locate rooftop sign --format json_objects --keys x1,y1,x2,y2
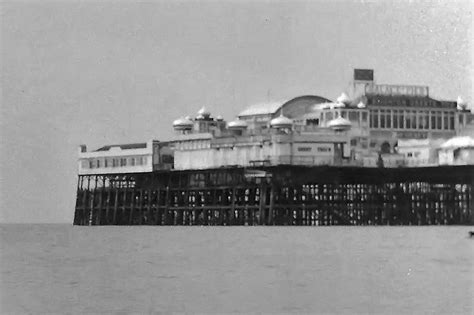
[
  {"x1": 365, "y1": 84, "x2": 429, "y2": 97},
  {"x1": 354, "y1": 69, "x2": 374, "y2": 81},
  {"x1": 244, "y1": 169, "x2": 272, "y2": 178}
]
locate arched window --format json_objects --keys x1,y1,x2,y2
[{"x1": 380, "y1": 142, "x2": 391, "y2": 154}]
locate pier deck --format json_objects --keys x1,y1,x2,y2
[{"x1": 74, "y1": 165, "x2": 474, "y2": 226}]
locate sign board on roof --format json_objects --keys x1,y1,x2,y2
[
  {"x1": 365, "y1": 84, "x2": 429, "y2": 97},
  {"x1": 354, "y1": 69, "x2": 374, "y2": 81},
  {"x1": 244, "y1": 169, "x2": 271, "y2": 178}
]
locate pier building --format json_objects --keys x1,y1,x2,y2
[
  {"x1": 438, "y1": 137, "x2": 474, "y2": 165},
  {"x1": 78, "y1": 140, "x2": 173, "y2": 175},
  {"x1": 348, "y1": 69, "x2": 473, "y2": 154},
  {"x1": 74, "y1": 69, "x2": 474, "y2": 226},
  {"x1": 172, "y1": 105, "x2": 351, "y2": 170}
]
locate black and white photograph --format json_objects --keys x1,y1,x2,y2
[{"x1": 1, "y1": 0, "x2": 473, "y2": 313}]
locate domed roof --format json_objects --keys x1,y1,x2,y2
[
  {"x1": 336, "y1": 92, "x2": 350, "y2": 105},
  {"x1": 173, "y1": 117, "x2": 194, "y2": 130},
  {"x1": 197, "y1": 106, "x2": 211, "y2": 117},
  {"x1": 227, "y1": 118, "x2": 248, "y2": 129},
  {"x1": 270, "y1": 115, "x2": 293, "y2": 128},
  {"x1": 328, "y1": 117, "x2": 351, "y2": 131},
  {"x1": 357, "y1": 101, "x2": 366, "y2": 108},
  {"x1": 457, "y1": 96, "x2": 467, "y2": 110},
  {"x1": 216, "y1": 115, "x2": 224, "y2": 121}
]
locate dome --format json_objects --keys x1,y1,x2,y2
[
  {"x1": 173, "y1": 117, "x2": 194, "y2": 130},
  {"x1": 336, "y1": 92, "x2": 350, "y2": 105},
  {"x1": 227, "y1": 118, "x2": 248, "y2": 130},
  {"x1": 216, "y1": 115, "x2": 224, "y2": 121},
  {"x1": 270, "y1": 115, "x2": 293, "y2": 129},
  {"x1": 357, "y1": 101, "x2": 366, "y2": 108},
  {"x1": 457, "y1": 96, "x2": 467, "y2": 110},
  {"x1": 197, "y1": 106, "x2": 211, "y2": 118},
  {"x1": 328, "y1": 117, "x2": 351, "y2": 132}
]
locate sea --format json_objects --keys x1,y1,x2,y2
[{"x1": 1, "y1": 224, "x2": 473, "y2": 314}]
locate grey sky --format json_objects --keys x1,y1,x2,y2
[{"x1": 1, "y1": 0, "x2": 472, "y2": 223}]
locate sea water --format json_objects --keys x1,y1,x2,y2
[{"x1": 1, "y1": 224, "x2": 472, "y2": 314}]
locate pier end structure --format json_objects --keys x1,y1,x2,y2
[{"x1": 74, "y1": 68, "x2": 474, "y2": 225}]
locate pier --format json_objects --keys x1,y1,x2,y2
[{"x1": 74, "y1": 165, "x2": 473, "y2": 226}]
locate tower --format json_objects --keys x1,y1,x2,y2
[{"x1": 350, "y1": 69, "x2": 374, "y2": 99}]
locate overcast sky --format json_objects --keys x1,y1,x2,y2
[{"x1": 1, "y1": 0, "x2": 472, "y2": 223}]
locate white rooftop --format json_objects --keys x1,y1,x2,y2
[
  {"x1": 238, "y1": 101, "x2": 284, "y2": 117},
  {"x1": 397, "y1": 138, "x2": 445, "y2": 148},
  {"x1": 440, "y1": 136, "x2": 474, "y2": 149}
]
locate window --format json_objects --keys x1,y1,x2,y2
[
  {"x1": 416, "y1": 111, "x2": 426, "y2": 129},
  {"x1": 120, "y1": 158, "x2": 127, "y2": 166},
  {"x1": 350, "y1": 139, "x2": 358, "y2": 146},
  {"x1": 104, "y1": 159, "x2": 108, "y2": 168},
  {"x1": 349, "y1": 111, "x2": 358, "y2": 122},
  {"x1": 423, "y1": 112, "x2": 429, "y2": 129},
  {"x1": 410, "y1": 111, "x2": 417, "y2": 129},
  {"x1": 405, "y1": 111, "x2": 412, "y2": 129},
  {"x1": 398, "y1": 111, "x2": 404, "y2": 129},
  {"x1": 443, "y1": 112, "x2": 449, "y2": 130},
  {"x1": 407, "y1": 152, "x2": 413, "y2": 157},
  {"x1": 449, "y1": 113, "x2": 455, "y2": 130},
  {"x1": 393, "y1": 110, "x2": 399, "y2": 129},
  {"x1": 362, "y1": 112, "x2": 368, "y2": 124},
  {"x1": 113, "y1": 159, "x2": 118, "y2": 167},
  {"x1": 437, "y1": 112, "x2": 442, "y2": 130},
  {"x1": 130, "y1": 158, "x2": 135, "y2": 166},
  {"x1": 89, "y1": 160, "x2": 94, "y2": 169},
  {"x1": 386, "y1": 110, "x2": 391, "y2": 128},
  {"x1": 380, "y1": 110, "x2": 386, "y2": 128},
  {"x1": 297, "y1": 147, "x2": 311, "y2": 152},
  {"x1": 371, "y1": 110, "x2": 379, "y2": 128},
  {"x1": 306, "y1": 119, "x2": 319, "y2": 126},
  {"x1": 431, "y1": 111, "x2": 436, "y2": 129}
]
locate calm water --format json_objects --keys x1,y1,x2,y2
[{"x1": 1, "y1": 224, "x2": 473, "y2": 314}]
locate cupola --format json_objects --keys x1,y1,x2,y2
[
  {"x1": 357, "y1": 101, "x2": 366, "y2": 109},
  {"x1": 328, "y1": 116, "x2": 352, "y2": 132},
  {"x1": 457, "y1": 96, "x2": 468, "y2": 110},
  {"x1": 172, "y1": 117, "x2": 194, "y2": 131},
  {"x1": 227, "y1": 118, "x2": 248, "y2": 130},
  {"x1": 196, "y1": 106, "x2": 211, "y2": 119},
  {"x1": 336, "y1": 92, "x2": 350, "y2": 106},
  {"x1": 270, "y1": 114, "x2": 293, "y2": 129}
]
